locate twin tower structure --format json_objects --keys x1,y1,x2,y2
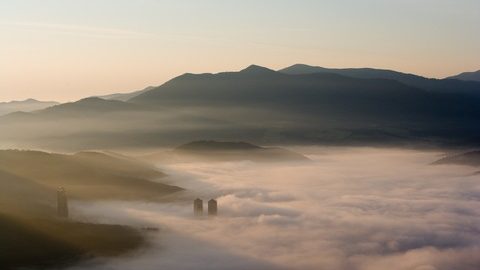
[
  {"x1": 58, "y1": 187, "x2": 218, "y2": 219},
  {"x1": 194, "y1": 198, "x2": 217, "y2": 216}
]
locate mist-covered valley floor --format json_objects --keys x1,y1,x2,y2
[{"x1": 66, "y1": 147, "x2": 480, "y2": 270}]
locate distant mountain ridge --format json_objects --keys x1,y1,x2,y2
[
  {"x1": 279, "y1": 63, "x2": 424, "y2": 80},
  {"x1": 39, "y1": 97, "x2": 138, "y2": 116},
  {"x1": 0, "y1": 99, "x2": 59, "y2": 116},
  {"x1": 447, "y1": 70, "x2": 480, "y2": 82},
  {"x1": 2, "y1": 64, "x2": 480, "y2": 150},
  {"x1": 130, "y1": 64, "x2": 433, "y2": 111},
  {"x1": 279, "y1": 64, "x2": 480, "y2": 97},
  {"x1": 130, "y1": 64, "x2": 480, "y2": 123},
  {"x1": 96, "y1": 86, "x2": 155, "y2": 101}
]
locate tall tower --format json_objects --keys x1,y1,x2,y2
[
  {"x1": 194, "y1": 198, "x2": 203, "y2": 216},
  {"x1": 57, "y1": 187, "x2": 69, "y2": 218},
  {"x1": 208, "y1": 199, "x2": 217, "y2": 216}
]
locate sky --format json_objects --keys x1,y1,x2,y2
[{"x1": 0, "y1": 0, "x2": 479, "y2": 102}]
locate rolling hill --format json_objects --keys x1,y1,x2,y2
[
  {"x1": 143, "y1": 140, "x2": 309, "y2": 163},
  {"x1": 0, "y1": 150, "x2": 182, "y2": 201}
]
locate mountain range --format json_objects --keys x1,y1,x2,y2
[
  {"x1": 95, "y1": 86, "x2": 156, "y2": 101},
  {"x1": 1, "y1": 64, "x2": 480, "y2": 150},
  {"x1": 0, "y1": 99, "x2": 59, "y2": 116},
  {"x1": 447, "y1": 70, "x2": 480, "y2": 82},
  {"x1": 279, "y1": 64, "x2": 480, "y2": 96}
]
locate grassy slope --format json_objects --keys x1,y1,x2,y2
[
  {"x1": 0, "y1": 150, "x2": 182, "y2": 269},
  {"x1": 0, "y1": 150, "x2": 182, "y2": 200},
  {"x1": 0, "y1": 214, "x2": 144, "y2": 270}
]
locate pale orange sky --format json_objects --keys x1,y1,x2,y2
[{"x1": 1, "y1": 0, "x2": 479, "y2": 102}]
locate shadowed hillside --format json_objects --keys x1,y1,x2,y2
[
  {"x1": 2, "y1": 65, "x2": 480, "y2": 150},
  {"x1": 0, "y1": 150, "x2": 183, "y2": 269},
  {"x1": 0, "y1": 214, "x2": 144, "y2": 270},
  {"x1": 0, "y1": 150, "x2": 182, "y2": 201}
]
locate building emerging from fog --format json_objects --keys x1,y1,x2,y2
[
  {"x1": 57, "y1": 187, "x2": 69, "y2": 218},
  {"x1": 194, "y1": 198, "x2": 203, "y2": 216},
  {"x1": 208, "y1": 199, "x2": 217, "y2": 216}
]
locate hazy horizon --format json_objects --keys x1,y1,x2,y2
[{"x1": 1, "y1": 0, "x2": 479, "y2": 102}]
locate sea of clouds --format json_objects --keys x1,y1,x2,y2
[{"x1": 68, "y1": 147, "x2": 480, "y2": 270}]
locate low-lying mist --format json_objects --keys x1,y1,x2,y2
[{"x1": 68, "y1": 147, "x2": 480, "y2": 270}]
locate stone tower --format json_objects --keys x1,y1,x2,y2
[
  {"x1": 57, "y1": 187, "x2": 69, "y2": 218},
  {"x1": 194, "y1": 198, "x2": 203, "y2": 216},
  {"x1": 208, "y1": 199, "x2": 217, "y2": 216}
]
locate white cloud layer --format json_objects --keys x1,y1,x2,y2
[{"x1": 68, "y1": 147, "x2": 480, "y2": 270}]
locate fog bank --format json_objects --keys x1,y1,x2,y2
[{"x1": 68, "y1": 147, "x2": 480, "y2": 270}]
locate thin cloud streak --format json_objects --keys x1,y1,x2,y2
[{"x1": 0, "y1": 21, "x2": 157, "y2": 39}]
